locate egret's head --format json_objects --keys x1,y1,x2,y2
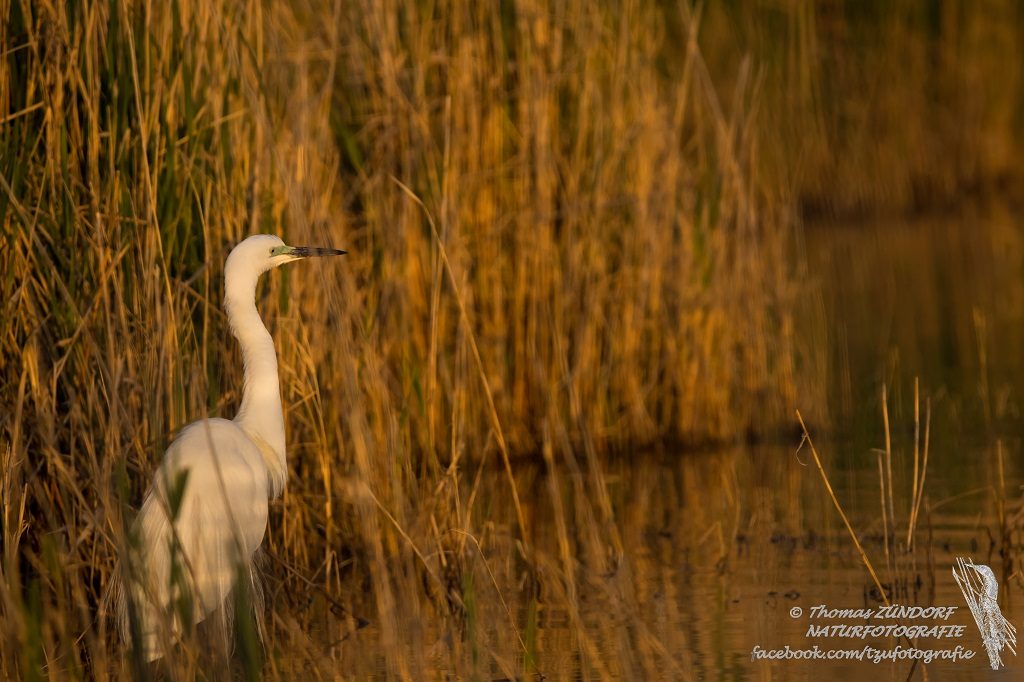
[
  {"x1": 225, "y1": 234, "x2": 346, "y2": 300},
  {"x1": 226, "y1": 234, "x2": 346, "y2": 275}
]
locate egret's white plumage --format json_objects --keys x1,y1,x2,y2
[{"x1": 115, "y1": 234, "x2": 345, "y2": 661}]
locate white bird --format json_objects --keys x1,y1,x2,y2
[
  {"x1": 114, "y1": 234, "x2": 345, "y2": 661},
  {"x1": 953, "y1": 557, "x2": 1017, "y2": 669}
]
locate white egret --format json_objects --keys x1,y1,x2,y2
[{"x1": 115, "y1": 234, "x2": 345, "y2": 661}]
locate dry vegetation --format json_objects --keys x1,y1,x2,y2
[
  {"x1": 700, "y1": 1, "x2": 1024, "y2": 217},
  {"x1": 0, "y1": 0, "x2": 803, "y2": 676},
  {"x1": 5, "y1": 0, "x2": 1020, "y2": 679}
]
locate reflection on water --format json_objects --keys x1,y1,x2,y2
[
  {"x1": 607, "y1": 443, "x2": 1023, "y2": 679},
  {"x1": 320, "y1": 208, "x2": 1024, "y2": 678},
  {"x1": 330, "y1": 440, "x2": 1022, "y2": 678}
]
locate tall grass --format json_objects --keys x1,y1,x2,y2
[
  {"x1": 2, "y1": 0, "x2": 808, "y2": 677},
  {"x1": 702, "y1": 1, "x2": 1024, "y2": 217}
]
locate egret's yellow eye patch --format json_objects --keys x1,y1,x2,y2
[{"x1": 270, "y1": 245, "x2": 294, "y2": 257}]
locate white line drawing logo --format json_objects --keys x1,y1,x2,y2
[{"x1": 952, "y1": 557, "x2": 1017, "y2": 669}]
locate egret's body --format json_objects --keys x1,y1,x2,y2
[{"x1": 116, "y1": 235, "x2": 344, "y2": 661}]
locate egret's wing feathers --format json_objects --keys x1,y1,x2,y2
[{"x1": 122, "y1": 418, "x2": 270, "y2": 660}]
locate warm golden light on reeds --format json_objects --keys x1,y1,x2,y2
[{"x1": 2, "y1": 0, "x2": 1021, "y2": 678}]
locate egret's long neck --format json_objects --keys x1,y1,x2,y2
[{"x1": 225, "y1": 272, "x2": 287, "y2": 497}]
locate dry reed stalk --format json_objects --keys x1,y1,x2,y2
[
  {"x1": 876, "y1": 449, "x2": 891, "y2": 575},
  {"x1": 908, "y1": 377, "x2": 919, "y2": 546},
  {"x1": 881, "y1": 384, "x2": 895, "y2": 571},
  {"x1": 796, "y1": 410, "x2": 890, "y2": 607},
  {"x1": 906, "y1": 395, "x2": 931, "y2": 549}
]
